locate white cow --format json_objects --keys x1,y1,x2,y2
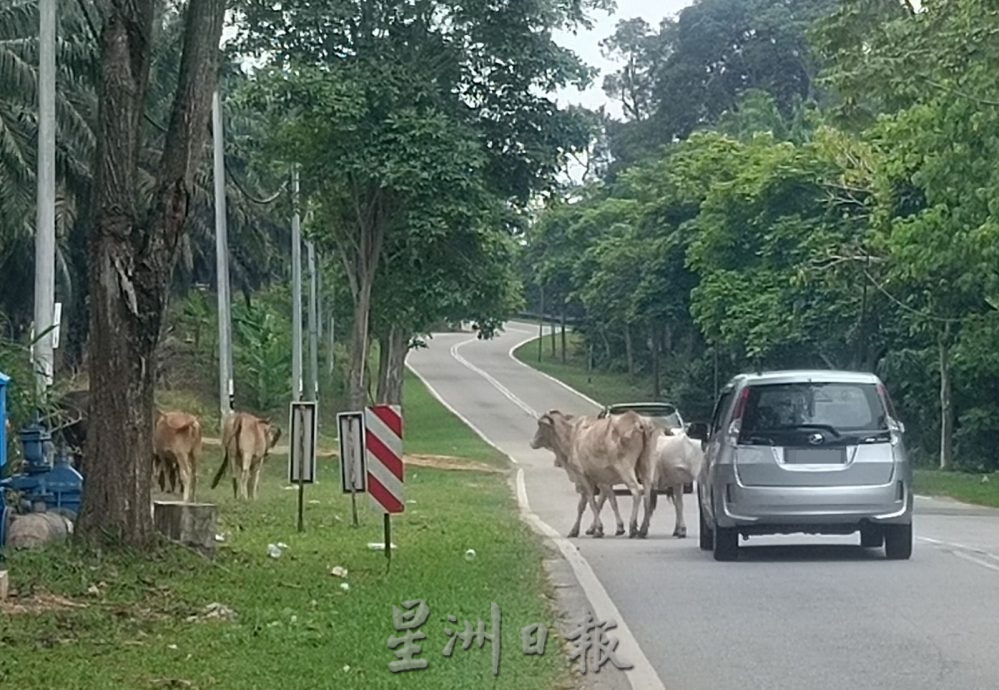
[
  {"x1": 531, "y1": 409, "x2": 658, "y2": 539},
  {"x1": 646, "y1": 430, "x2": 705, "y2": 538}
]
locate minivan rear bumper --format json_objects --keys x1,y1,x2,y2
[{"x1": 711, "y1": 467, "x2": 913, "y2": 531}]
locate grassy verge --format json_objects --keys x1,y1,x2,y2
[
  {"x1": 914, "y1": 470, "x2": 999, "y2": 508},
  {"x1": 513, "y1": 333, "x2": 654, "y2": 405},
  {"x1": 0, "y1": 372, "x2": 567, "y2": 690},
  {"x1": 517, "y1": 335, "x2": 999, "y2": 511}
]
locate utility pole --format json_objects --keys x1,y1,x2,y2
[
  {"x1": 291, "y1": 167, "x2": 303, "y2": 402},
  {"x1": 212, "y1": 90, "x2": 234, "y2": 423},
  {"x1": 306, "y1": 240, "x2": 319, "y2": 403},
  {"x1": 33, "y1": 0, "x2": 57, "y2": 402}
]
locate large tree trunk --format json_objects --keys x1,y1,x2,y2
[
  {"x1": 938, "y1": 324, "x2": 954, "y2": 470},
  {"x1": 537, "y1": 285, "x2": 544, "y2": 362},
  {"x1": 376, "y1": 326, "x2": 408, "y2": 404},
  {"x1": 78, "y1": 0, "x2": 225, "y2": 547},
  {"x1": 348, "y1": 280, "x2": 373, "y2": 410}
]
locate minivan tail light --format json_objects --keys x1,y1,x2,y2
[
  {"x1": 877, "y1": 383, "x2": 904, "y2": 446},
  {"x1": 727, "y1": 387, "x2": 751, "y2": 439}
]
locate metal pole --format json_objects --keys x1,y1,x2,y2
[
  {"x1": 384, "y1": 514, "x2": 391, "y2": 568},
  {"x1": 212, "y1": 91, "x2": 234, "y2": 423},
  {"x1": 33, "y1": 0, "x2": 57, "y2": 401},
  {"x1": 306, "y1": 241, "x2": 319, "y2": 403},
  {"x1": 291, "y1": 167, "x2": 303, "y2": 402}
]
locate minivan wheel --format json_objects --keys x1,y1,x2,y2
[
  {"x1": 860, "y1": 524, "x2": 883, "y2": 548},
  {"x1": 884, "y1": 523, "x2": 912, "y2": 560},
  {"x1": 713, "y1": 525, "x2": 738, "y2": 561},
  {"x1": 699, "y1": 505, "x2": 713, "y2": 551}
]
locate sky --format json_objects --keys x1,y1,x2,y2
[{"x1": 552, "y1": 0, "x2": 694, "y2": 119}]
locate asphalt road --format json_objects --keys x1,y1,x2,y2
[{"x1": 407, "y1": 322, "x2": 999, "y2": 690}]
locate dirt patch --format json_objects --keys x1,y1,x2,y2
[
  {"x1": 1, "y1": 592, "x2": 89, "y2": 615},
  {"x1": 405, "y1": 454, "x2": 506, "y2": 474},
  {"x1": 201, "y1": 439, "x2": 505, "y2": 473}
]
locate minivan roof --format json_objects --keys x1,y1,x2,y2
[{"x1": 725, "y1": 370, "x2": 882, "y2": 388}]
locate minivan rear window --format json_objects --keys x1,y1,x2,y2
[{"x1": 739, "y1": 382, "x2": 888, "y2": 441}]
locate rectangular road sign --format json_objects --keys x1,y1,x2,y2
[
  {"x1": 338, "y1": 411, "x2": 366, "y2": 494},
  {"x1": 364, "y1": 405, "x2": 404, "y2": 514},
  {"x1": 289, "y1": 401, "x2": 318, "y2": 484}
]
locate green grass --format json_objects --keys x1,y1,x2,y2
[
  {"x1": 513, "y1": 333, "x2": 655, "y2": 405},
  {"x1": 0, "y1": 375, "x2": 568, "y2": 690},
  {"x1": 915, "y1": 470, "x2": 999, "y2": 508}
]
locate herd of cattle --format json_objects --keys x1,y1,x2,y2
[
  {"x1": 531, "y1": 408, "x2": 704, "y2": 540},
  {"x1": 50, "y1": 392, "x2": 282, "y2": 503},
  {"x1": 31, "y1": 394, "x2": 697, "y2": 538}
]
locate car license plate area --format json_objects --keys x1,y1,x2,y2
[{"x1": 783, "y1": 448, "x2": 846, "y2": 465}]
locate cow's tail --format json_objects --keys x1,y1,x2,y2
[{"x1": 211, "y1": 414, "x2": 240, "y2": 490}]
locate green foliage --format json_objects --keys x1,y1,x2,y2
[
  {"x1": 232, "y1": 299, "x2": 293, "y2": 412},
  {"x1": 526, "y1": 0, "x2": 999, "y2": 470}
]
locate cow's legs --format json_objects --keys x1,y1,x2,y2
[
  {"x1": 672, "y1": 487, "x2": 686, "y2": 538},
  {"x1": 249, "y1": 458, "x2": 263, "y2": 500},
  {"x1": 617, "y1": 470, "x2": 645, "y2": 538},
  {"x1": 569, "y1": 491, "x2": 586, "y2": 538},
  {"x1": 237, "y1": 452, "x2": 251, "y2": 500},
  {"x1": 178, "y1": 458, "x2": 193, "y2": 503},
  {"x1": 585, "y1": 487, "x2": 604, "y2": 537},
  {"x1": 600, "y1": 487, "x2": 625, "y2": 536}
]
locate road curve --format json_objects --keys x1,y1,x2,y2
[{"x1": 407, "y1": 322, "x2": 999, "y2": 690}]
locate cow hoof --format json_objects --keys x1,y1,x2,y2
[
  {"x1": 592, "y1": 530, "x2": 604, "y2": 539},
  {"x1": 615, "y1": 526, "x2": 625, "y2": 536},
  {"x1": 674, "y1": 528, "x2": 687, "y2": 539},
  {"x1": 568, "y1": 527, "x2": 580, "y2": 538},
  {"x1": 638, "y1": 526, "x2": 649, "y2": 539},
  {"x1": 628, "y1": 525, "x2": 638, "y2": 538},
  {"x1": 584, "y1": 526, "x2": 595, "y2": 536}
]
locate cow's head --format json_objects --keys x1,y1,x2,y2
[{"x1": 262, "y1": 419, "x2": 282, "y2": 451}]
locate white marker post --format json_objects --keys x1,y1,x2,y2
[
  {"x1": 338, "y1": 411, "x2": 366, "y2": 527},
  {"x1": 289, "y1": 401, "x2": 317, "y2": 532}
]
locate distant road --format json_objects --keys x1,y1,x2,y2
[{"x1": 408, "y1": 321, "x2": 999, "y2": 690}]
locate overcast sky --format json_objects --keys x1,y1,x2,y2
[{"x1": 552, "y1": 0, "x2": 694, "y2": 118}]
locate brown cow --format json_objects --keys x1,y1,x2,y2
[
  {"x1": 153, "y1": 410, "x2": 203, "y2": 503},
  {"x1": 210, "y1": 412, "x2": 282, "y2": 500},
  {"x1": 531, "y1": 409, "x2": 658, "y2": 539}
]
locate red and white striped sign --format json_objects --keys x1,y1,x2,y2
[{"x1": 364, "y1": 405, "x2": 404, "y2": 514}]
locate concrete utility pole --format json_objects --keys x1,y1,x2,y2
[
  {"x1": 291, "y1": 167, "x2": 303, "y2": 401},
  {"x1": 306, "y1": 240, "x2": 319, "y2": 403},
  {"x1": 212, "y1": 90, "x2": 234, "y2": 423},
  {"x1": 33, "y1": 0, "x2": 57, "y2": 400}
]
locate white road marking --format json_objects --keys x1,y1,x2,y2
[
  {"x1": 917, "y1": 536, "x2": 999, "y2": 572},
  {"x1": 505, "y1": 327, "x2": 603, "y2": 410},
  {"x1": 451, "y1": 337, "x2": 539, "y2": 418},
  {"x1": 406, "y1": 346, "x2": 667, "y2": 690}
]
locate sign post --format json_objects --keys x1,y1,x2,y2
[
  {"x1": 338, "y1": 411, "x2": 366, "y2": 527},
  {"x1": 364, "y1": 405, "x2": 404, "y2": 566},
  {"x1": 289, "y1": 401, "x2": 317, "y2": 532}
]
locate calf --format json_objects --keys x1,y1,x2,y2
[
  {"x1": 211, "y1": 411, "x2": 282, "y2": 500},
  {"x1": 153, "y1": 410, "x2": 203, "y2": 503},
  {"x1": 531, "y1": 409, "x2": 657, "y2": 539}
]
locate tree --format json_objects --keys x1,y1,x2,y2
[
  {"x1": 235, "y1": 0, "x2": 604, "y2": 409},
  {"x1": 78, "y1": 0, "x2": 226, "y2": 546}
]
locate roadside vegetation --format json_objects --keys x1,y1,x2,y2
[
  {"x1": 0, "y1": 372, "x2": 568, "y2": 690},
  {"x1": 521, "y1": 0, "x2": 999, "y2": 478}
]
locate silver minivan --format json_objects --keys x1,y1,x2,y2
[{"x1": 695, "y1": 370, "x2": 913, "y2": 561}]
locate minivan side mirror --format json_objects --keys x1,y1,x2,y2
[{"x1": 686, "y1": 421, "x2": 708, "y2": 441}]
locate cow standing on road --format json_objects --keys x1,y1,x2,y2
[
  {"x1": 531, "y1": 409, "x2": 657, "y2": 539},
  {"x1": 647, "y1": 430, "x2": 704, "y2": 538}
]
